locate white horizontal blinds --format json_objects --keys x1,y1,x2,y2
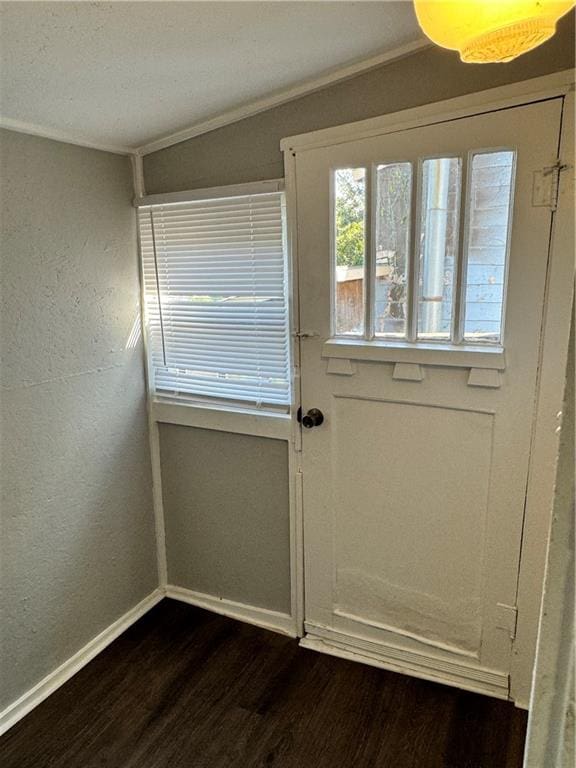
[{"x1": 138, "y1": 192, "x2": 290, "y2": 408}]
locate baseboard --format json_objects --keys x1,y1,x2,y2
[
  {"x1": 166, "y1": 585, "x2": 297, "y2": 638},
  {"x1": 0, "y1": 588, "x2": 164, "y2": 737},
  {"x1": 301, "y1": 623, "x2": 510, "y2": 701}
]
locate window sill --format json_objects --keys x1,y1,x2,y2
[
  {"x1": 322, "y1": 338, "x2": 506, "y2": 370},
  {"x1": 150, "y1": 398, "x2": 292, "y2": 440}
]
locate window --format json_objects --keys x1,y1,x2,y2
[
  {"x1": 138, "y1": 189, "x2": 291, "y2": 410},
  {"x1": 375, "y1": 162, "x2": 412, "y2": 338},
  {"x1": 332, "y1": 150, "x2": 515, "y2": 346},
  {"x1": 334, "y1": 168, "x2": 366, "y2": 336},
  {"x1": 417, "y1": 157, "x2": 461, "y2": 341},
  {"x1": 463, "y1": 151, "x2": 515, "y2": 342}
]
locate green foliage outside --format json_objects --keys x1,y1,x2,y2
[
  {"x1": 336, "y1": 219, "x2": 364, "y2": 267},
  {"x1": 335, "y1": 170, "x2": 365, "y2": 267},
  {"x1": 335, "y1": 167, "x2": 411, "y2": 270}
]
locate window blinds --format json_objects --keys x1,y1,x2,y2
[{"x1": 138, "y1": 191, "x2": 290, "y2": 408}]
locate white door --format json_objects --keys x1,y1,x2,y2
[{"x1": 293, "y1": 98, "x2": 565, "y2": 699}]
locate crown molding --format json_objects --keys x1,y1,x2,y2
[
  {"x1": 136, "y1": 37, "x2": 430, "y2": 156},
  {"x1": 1, "y1": 38, "x2": 430, "y2": 158},
  {"x1": 0, "y1": 117, "x2": 134, "y2": 155}
]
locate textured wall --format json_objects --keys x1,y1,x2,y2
[
  {"x1": 0, "y1": 129, "x2": 158, "y2": 710},
  {"x1": 159, "y1": 424, "x2": 291, "y2": 614},
  {"x1": 143, "y1": 12, "x2": 574, "y2": 193}
]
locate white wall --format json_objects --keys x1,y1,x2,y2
[{"x1": 0, "y1": 129, "x2": 158, "y2": 711}]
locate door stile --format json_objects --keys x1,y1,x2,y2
[{"x1": 284, "y1": 148, "x2": 305, "y2": 636}]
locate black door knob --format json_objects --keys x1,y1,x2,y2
[{"x1": 301, "y1": 408, "x2": 324, "y2": 429}]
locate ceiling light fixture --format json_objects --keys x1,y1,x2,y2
[{"x1": 414, "y1": 0, "x2": 575, "y2": 63}]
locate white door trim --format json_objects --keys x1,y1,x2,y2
[
  {"x1": 510, "y1": 89, "x2": 575, "y2": 709},
  {"x1": 281, "y1": 70, "x2": 574, "y2": 154},
  {"x1": 284, "y1": 149, "x2": 306, "y2": 636},
  {"x1": 283, "y1": 73, "x2": 575, "y2": 705},
  {"x1": 301, "y1": 623, "x2": 510, "y2": 700}
]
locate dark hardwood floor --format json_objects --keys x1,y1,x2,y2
[{"x1": 0, "y1": 599, "x2": 527, "y2": 768}]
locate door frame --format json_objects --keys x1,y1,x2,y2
[{"x1": 282, "y1": 69, "x2": 575, "y2": 705}]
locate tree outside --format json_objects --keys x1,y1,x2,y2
[
  {"x1": 335, "y1": 166, "x2": 411, "y2": 335},
  {"x1": 335, "y1": 169, "x2": 365, "y2": 267}
]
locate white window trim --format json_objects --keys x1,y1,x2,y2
[
  {"x1": 328, "y1": 149, "x2": 514, "y2": 367},
  {"x1": 135, "y1": 178, "x2": 298, "y2": 431},
  {"x1": 323, "y1": 338, "x2": 505, "y2": 369},
  {"x1": 151, "y1": 399, "x2": 291, "y2": 440},
  {"x1": 134, "y1": 178, "x2": 284, "y2": 208}
]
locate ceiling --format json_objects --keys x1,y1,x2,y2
[{"x1": 0, "y1": 1, "x2": 423, "y2": 152}]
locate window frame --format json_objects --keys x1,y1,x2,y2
[
  {"x1": 135, "y1": 178, "x2": 294, "y2": 417},
  {"x1": 329, "y1": 146, "x2": 516, "y2": 357}
]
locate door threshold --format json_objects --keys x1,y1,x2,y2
[{"x1": 300, "y1": 628, "x2": 510, "y2": 701}]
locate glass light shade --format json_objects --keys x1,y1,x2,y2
[{"x1": 414, "y1": 1, "x2": 575, "y2": 63}]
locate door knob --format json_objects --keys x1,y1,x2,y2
[{"x1": 301, "y1": 408, "x2": 324, "y2": 429}]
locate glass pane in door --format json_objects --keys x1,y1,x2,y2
[
  {"x1": 417, "y1": 157, "x2": 462, "y2": 340},
  {"x1": 334, "y1": 168, "x2": 366, "y2": 336},
  {"x1": 463, "y1": 151, "x2": 515, "y2": 343},
  {"x1": 374, "y1": 162, "x2": 412, "y2": 338}
]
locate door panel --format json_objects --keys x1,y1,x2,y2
[
  {"x1": 295, "y1": 98, "x2": 564, "y2": 697},
  {"x1": 333, "y1": 397, "x2": 492, "y2": 656}
]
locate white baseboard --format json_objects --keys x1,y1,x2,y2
[
  {"x1": 166, "y1": 585, "x2": 297, "y2": 638},
  {"x1": 0, "y1": 588, "x2": 164, "y2": 737},
  {"x1": 301, "y1": 623, "x2": 510, "y2": 701}
]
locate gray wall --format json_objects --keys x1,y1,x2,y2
[
  {"x1": 143, "y1": 11, "x2": 575, "y2": 193},
  {"x1": 0, "y1": 129, "x2": 158, "y2": 710},
  {"x1": 159, "y1": 425, "x2": 291, "y2": 614}
]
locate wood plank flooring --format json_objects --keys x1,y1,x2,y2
[{"x1": 0, "y1": 599, "x2": 527, "y2": 768}]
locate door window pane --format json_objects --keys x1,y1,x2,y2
[
  {"x1": 417, "y1": 158, "x2": 461, "y2": 340},
  {"x1": 374, "y1": 163, "x2": 412, "y2": 337},
  {"x1": 463, "y1": 151, "x2": 515, "y2": 343},
  {"x1": 334, "y1": 168, "x2": 366, "y2": 336}
]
